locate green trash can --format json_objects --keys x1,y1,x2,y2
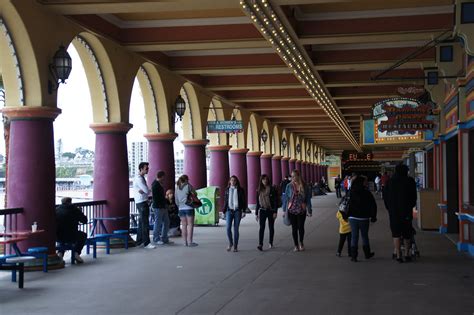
[{"x1": 195, "y1": 186, "x2": 220, "y2": 225}]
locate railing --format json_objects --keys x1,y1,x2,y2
[
  {"x1": 72, "y1": 200, "x2": 107, "y2": 236},
  {"x1": 0, "y1": 208, "x2": 24, "y2": 255},
  {"x1": 129, "y1": 198, "x2": 138, "y2": 230}
]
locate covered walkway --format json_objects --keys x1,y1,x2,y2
[{"x1": 1, "y1": 193, "x2": 473, "y2": 315}]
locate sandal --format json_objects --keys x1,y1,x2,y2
[{"x1": 293, "y1": 246, "x2": 300, "y2": 252}]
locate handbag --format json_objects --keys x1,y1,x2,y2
[
  {"x1": 283, "y1": 211, "x2": 291, "y2": 226},
  {"x1": 186, "y1": 190, "x2": 202, "y2": 209}
]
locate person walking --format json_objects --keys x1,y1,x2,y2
[
  {"x1": 152, "y1": 171, "x2": 172, "y2": 245},
  {"x1": 346, "y1": 176, "x2": 377, "y2": 262},
  {"x1": 256, "y1": 174, "x2": 278, "y2": 251},
  {"x1": 282, "y1": 169, "x2": 312, "y2": 252},
  {"x1": 383, "y1": 164, "x2": 417, "y2": 263},
  {"x1": 222, "y1": 176, "x2": 246, "y2": 252},
  {"x1": 175, "y1": 175, "x2": 198, "y2": 247},
  {"x1": 133, "y1": 162, "x2": 155, "y2": 249},
  {"x1": 336, "y1": 207, "x2": 351, "y2": 257},
  {"x1": 335, "y1": 175, "x2": 342, "y2": 198}
]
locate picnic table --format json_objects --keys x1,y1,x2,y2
[{"x1": 89, "y1": 216, "x2": 128, "y2": 237}]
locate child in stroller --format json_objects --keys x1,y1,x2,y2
[
  {"x1": 166, "y1": 189, "x2": 182, "y2": 237},
  {"x1": 392, "y1": 226, "x2": 420, "y2": 261}
]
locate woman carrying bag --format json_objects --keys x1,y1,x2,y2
[
  {"x1": 255, "y1": 174, "x2": 278, "y2": 251},
  {"x1": 222, "y1": 176, "x2": 246, "y2": 252},
  {"x1": 282, "y1": 169, "x2": 312, "y2": 252},
  {"x1": 175, "y1": 175, "x2": 199, "y2": 247}
]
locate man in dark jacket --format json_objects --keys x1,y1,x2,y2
[
  {"x1": 56, "y1": 197, "x2": 87, "y2": 263},
  {"x1": 383, "y1": 164, "x2": 417, "y2": 262},
  {"x1": 152, "y1": 171, "x2": 171, "y2": 244}
]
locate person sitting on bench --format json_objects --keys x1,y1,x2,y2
[{"x1": 56, "y1": 197, "x2": 87, "y2": 263}]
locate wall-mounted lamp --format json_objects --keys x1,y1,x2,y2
[
  {"x1": 281, "y1": 138, "x2": 287, "y2": 150},
  {"x1": 48, "y1": 45, "x2": 72, "y2": 94},
  {"x1": 174, "y1": 95, "x2": 186, "y2": 122},
  {"x1": 296, "y1": 144, "x2": 301, "y2": 154},
  {"x1": 261, "y1": 129, "x2": 268, "y2": 144},
  {"x1": 306, "y1": 149, "x2": 311, "y2": 157}
]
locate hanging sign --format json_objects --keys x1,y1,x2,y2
[
  {"x1": 373, "y1": 97, "x2": 435, "y2": 134},
  {"x1": 207, "y1": 120, "x2": 243, "y2": 133}
]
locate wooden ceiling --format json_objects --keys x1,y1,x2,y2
[{"x1": 38, "y1": 0, "x2": 454, "y2": 151}]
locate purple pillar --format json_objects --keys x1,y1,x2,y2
[
  {"x1": 260, "y1": 154, "x2": 273, "y2": 182},
  {"x1": 311, "y1": 163, "x2": 316, "y2": 183},
  {"x1": 92, "y1": 123, "x2": 132, "y2": 233},
  {"x1": 272, "y1": 156, "x2": 282, "y2": 186},
  {"x1": 289, "y1": 159, "x2": 296, "y2": 173},
  {"x1": 145, "y1": 133, "x2": 177, "y2": 191},
  {"x1": 247, "y1": 151, "x2": 262, "y2": 206},
  {"x1": 183, "y1": 140, "x2": 208, "y2": 189},
  {"x1": 317, "y1": 165, "x2": 321, "y2": 182},
  {"x1": 301, "y1": 161, "x2": 306, "y2": 182},
  {"x1": 296, "y1": 160, "x2": 302, "y2": 174},
  {"x1": 3, "y1": 107, "x2": 60, "y2": 254},
  {"x1": 209, "y1": 145, "x2": 231, "y2": 211},
  {"x1": 281, "y1": 157, "x2": 290, "y2": 179},
  {"x1": 306, "y1": 163, "x2": 311, "y2": 183},
  {"x1": 230, "y1": 148, "x2": 249, "y2": 204}
]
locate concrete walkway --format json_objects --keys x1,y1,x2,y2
[{"x1": 1, "y1": 193, "x2": 473, "y2": 315}]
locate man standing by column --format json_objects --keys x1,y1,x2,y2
[
  {"x1": 133, "y1": 162, "x2": 155, "y2": 249},
  {"x1": 152, "y1": 171, "x2": 172, "y2": 245}
]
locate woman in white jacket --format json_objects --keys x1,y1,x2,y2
[{"x1": 175, "y1": 175, "x2": 198, "y2": 247}]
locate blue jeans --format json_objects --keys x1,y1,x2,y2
[
  {"x1": 226, "y1": 210, "x2": 241, "y2": 247},
  {"x1": 153, "y1": 208, "x2": 170, "y2": 243},
  {"x1": 349, "y1": 218, "x2": 370, "y2": 248}
]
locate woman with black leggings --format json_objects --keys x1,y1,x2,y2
[{"x1": 255, "y1": 174, "x2": 278, "y2": 251}]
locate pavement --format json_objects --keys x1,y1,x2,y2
[{"x1": 1, "y1": 192, "x2": 473, "y2": 315}]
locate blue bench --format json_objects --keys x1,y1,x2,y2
[
  {"x1": 113, "y1": 230, "x2": 129, "y2": 249},
  {"x1": 27, "y1": 247, "x2": 48, "y2": 272},
  {"x1": 1, "y1": 256, "x2": 36, "y2": 288}
]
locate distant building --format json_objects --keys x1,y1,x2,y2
[{"x1": 128, "y1": 142, "x2": 148, "y2": 177}]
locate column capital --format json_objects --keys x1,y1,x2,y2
[
  {"x1": 2, "y1": 106, "x2": 61, "y2": 120},
  {"x1": 272, "y1": 155, "x2": 282, "y2": 160},
  {"x1": 247, "y1": 151, "x2": 263, "y2": 157},
  {"x1": 282, "y1": 157, "x2": 290, "y2": 161},
  {"x1": 144, "y1": 133, "x2": 178, "y2": 141},
  {"x1": 208, "y1": 145, "x2": 232, "y2": 152},
  {"x1": 261, "y1": 153, "x2": 273, "y2": 159},
  {"x1": 182, "y1": 139, "x2": 209, "y2": 146},
  {"x1": 289, "y1": 158, "x2": 297, "y2": 162},
  {"x1": 230, "y1": 148, "x2": 249, "y2": 155},
  {"x1": 90, "y1": 122, "x2": 132, "y2": 134}
]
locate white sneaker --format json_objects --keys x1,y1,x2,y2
[
  {"x1": 74, "y1": 253, "x2": 84, "y2": 264},
  {"x1": 144, "y1": 244, "x2": 156, "y2": 249},
  {"x1": 156, "y1": 241, "x2": 164, "y2": 245}
]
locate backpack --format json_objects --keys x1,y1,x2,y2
[{"x1": 338, "y1": 195, "x2": 350, "y2": 219}]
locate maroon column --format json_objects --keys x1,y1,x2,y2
[
  {"x1": 209, "y1": 145, "x2": 231, "y2": 211},
  {"x1": 304, "y1": 162, "x2": 310, "y2": 183},
  {"x1": 145, "y1": 133, "x2": 177, "y2": 191},
  {"x1": 289, "y1": 159, "x2": 296, "y2": 173},
  {"x1": 3, "y1": 107, "x2": 60, "y2": 254},
  {"x1": 230, "y1": 148, "x2": 249, "y2": 204},
  {"x1": 260, "y1": 154, "x2": 273, "y2": 182},
  {"x1": 182, "y1": 139, "x2": 208, "y2": 189},
  {"x1": 281, "y1": 157, "x2": 290, "y2": 179},
  {"x1": 301, "y1": 161, "x2": 306, "y2": 182},
  {"x1": 311, "y1": 163, "x2": 316, "y2": 183},
  {"x1": 92, "y1": 123, "x2": 132, "y2": 233},
  {"x1": 247, "y1": 151, "x2": 262, "y2": 206},
  {"x1": 272, "y1": 155, "x2": 282, "y2": 186},
  {"x1": 296, "y1": 160, "x2": 302, "y2": 174},
  {"x1": 317, "y1": 165, "x2": 321, "y2": 182}
]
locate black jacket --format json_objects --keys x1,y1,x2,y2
[
  {"x1": 383, "y1": 174, "x2": 417, "y2": 220},
  {"x1": 347, "y1": 188, "x2": 377, "y2": 220},
  {"x1": 56, "y1": 204, "x2": 87, "y2": 242},
  {"x1": 255, "y1": 186, "x2": 278, "y2": 215},
  {"x1": 151, "y1": 180, "x2": 166, "y2": 209},
  {"x1": 222, "y1": 186, "x2": 246, "y2": 213}
]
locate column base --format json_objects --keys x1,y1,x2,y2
[
  {"x1": 24, "y1": 254, "x2": 65, "y2": 271},
  {"x1": 457, "y1": 242, "x2": 469, "y2": 252},
  {"x1": 439, "y1": 226, "x2": 448, "y2": 234}
]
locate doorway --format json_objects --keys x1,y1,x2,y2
[{"x1": 445, "y1": 135, "x2": 459, "y2": 233}]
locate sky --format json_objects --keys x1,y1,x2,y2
[{"x1": 0, "y1": 44, "x2": 184, "y2": 156}]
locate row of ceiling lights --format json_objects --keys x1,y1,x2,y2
[{"x1": 240, "y1": 0, "x2": 361, "y2": 151}]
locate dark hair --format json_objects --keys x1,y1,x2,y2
[
  {"x1": 395, "y1": 164, "x2": 409, "y2": 176},
  {"x1": 177, "y1": 175, "x2": 189, "y2": 189},
  {"x1": 257, "y1": 174, "x2": 270, "y2": 193},
  {"x1": 227, "y1": 175, "x2": 241, "y2": 188},
  {"x1": 156, "y1": 170, "x2": 165, "y2": 178},
  {"x1": 61, "y1": 197, "x2": 72, "y2": 205},
  {"x1": 350, "y1": 176, "x2": 366, "y2": 192},
  {"x1": 138, "y1": 162, "x2": 149, "y2": 171}
]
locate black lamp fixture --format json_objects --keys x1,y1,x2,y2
[
  {"x1": 48, "y1": 45, "x2": 72, "y2": 94},
  {"x1": 281, "y1": 138, "x2": 287, "y2": 150},
  {"x1": 261, "y1": 129, "x2": 268, "y2": 144},
  {"x1": 306, "y1": 149, "x2": 311, "y2": 157},
  {"x1": 296, "y1": 144, "x2": 301, "y2": 154},
  {"x1": 174, "y1": 95, "x2": 186, "y2": 121}
]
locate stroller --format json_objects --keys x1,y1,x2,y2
[{"x1": 393, "y1": 226, "x2": 420, "y2": 261}]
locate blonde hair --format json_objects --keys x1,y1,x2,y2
[{"x1": 291, "y1": 169, "x2": 305, "y2": 194}]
